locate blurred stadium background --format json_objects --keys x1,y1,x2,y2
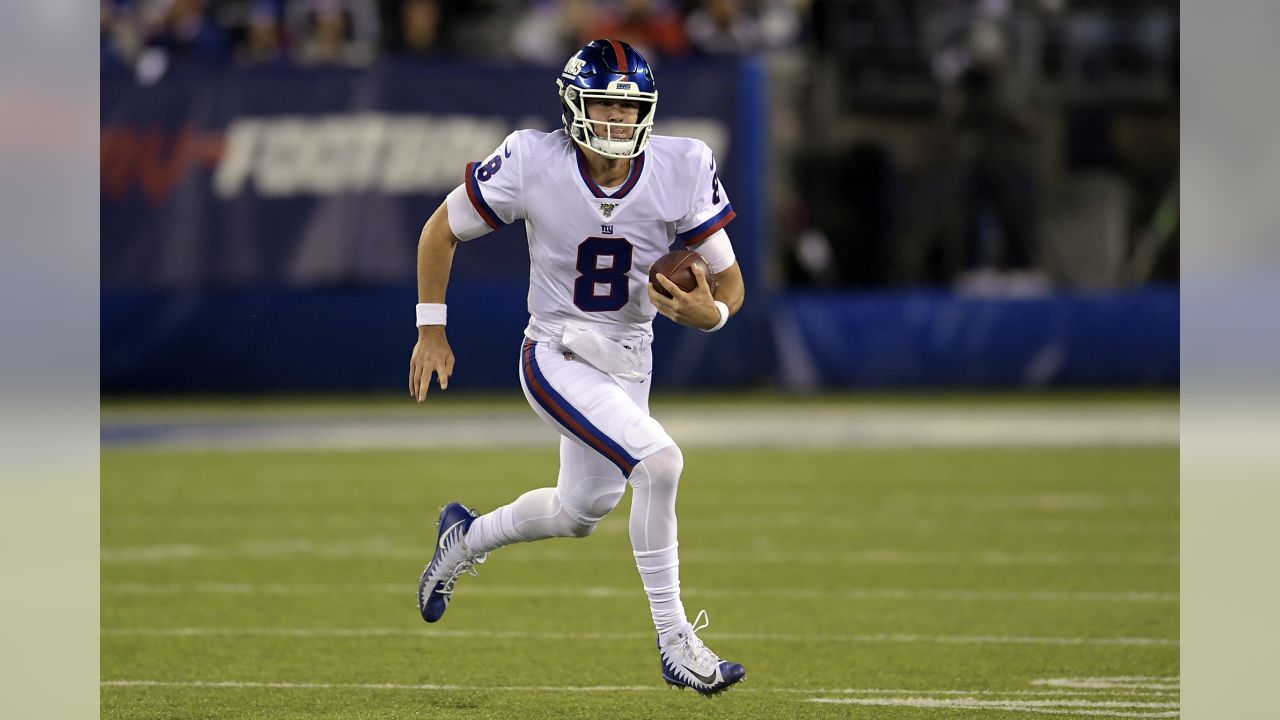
[
  {"x1": 101, "y1": 0, "x2": 1178, "y2": 394},
  {"x1": 101, "y1": 1, "x2": 1179, "y2": 717}
]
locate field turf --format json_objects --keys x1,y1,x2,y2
[{"x1": 102, "y1": 442, "x2": 1178, "y2": 718}]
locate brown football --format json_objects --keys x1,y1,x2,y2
[{"x1": 648, "y1": 250, "x2": 716, "y2": 299}]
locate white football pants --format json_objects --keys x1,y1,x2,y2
[{"x1": 463, "y1": 338, "x2": 689, "y2": 638}]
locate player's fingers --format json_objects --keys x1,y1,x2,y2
[
  {"x1": 689, "y1": 265, "x2": 714, "y2": 298},
  {"x1": 437, "y1": 363, "x2": 450, "y2": 391},
  {"x1": 647, "y1": 284, "x2": 672, "y2": 309},
  {"x1": 418, "y1": 371, "x2": 431, "y2": 402},
  {"x1": 410, "y1": 358, "x2": 425, "y2": 396},
  {"x1": 414, "y1": 360, "x2": 430, "y2": 402},
  {"x1": 655, "y1": 273, "x2": 683, "y2": 297}
]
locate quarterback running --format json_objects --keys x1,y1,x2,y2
[{"x1": 409, "y1": 38, "x2": 746, "y2": 695}]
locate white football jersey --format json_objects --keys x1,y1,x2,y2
[{"x1": 446, "y1": 129, "x2": 735, "y2": 342}]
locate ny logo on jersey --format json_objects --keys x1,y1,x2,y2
[
  {"x1": 601, "y1": 224, "x2": 614, "y2": 235},
  {"x1": 599, "y1": 203, "x2": 617, "y2": 218}
]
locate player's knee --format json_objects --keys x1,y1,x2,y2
[
  {"x1": 556, "y1": 498, "x2": 596, "y2": 537},
  {"x1": 586, "y1": 487, "x2": 625, "y2": 519},
  {"x1": 565, "y1": 518, "x2": 597, "y2": 537},
  {"x1": 561, "y1": 487, "x2": 624, "y2": 538},
  {"x1": 560, "y1": 506, "x2": 599, "y2": 537},
  {"x1": 629, "y1": 444, "x2": 683, "y2": 492}
]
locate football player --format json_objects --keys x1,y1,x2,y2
[{"x1": 409, "y1": 38, "x2": 745, "y2": 695}]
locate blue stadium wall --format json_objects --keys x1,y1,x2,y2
[{"x1": 101, "y1": 60, "x2": 1177, "y2": 392}]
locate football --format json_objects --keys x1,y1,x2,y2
[{"x1": 648, "y1": 250, "x2": 716, "y2": 299}]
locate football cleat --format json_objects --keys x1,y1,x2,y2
[
  {"x1": 417, "y1": 502, "x2": 487, "y2": 623},
  {"x1": 658, "y1": 610, "x2": 746, "y2": 696}
]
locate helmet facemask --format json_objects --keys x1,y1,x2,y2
[{"x1": 559, "y1": 81, "x2": 657, "y2": 160}]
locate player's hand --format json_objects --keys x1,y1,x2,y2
[
  {"x1": 409, "y1": 326, "x2": 454, "y2": 402},
  {"x1": 648, "y1": 264, "x2": 721, "y2": 330}
]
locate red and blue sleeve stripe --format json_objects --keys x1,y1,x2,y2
[
  {"x1": 676, "y1": 204, "x2": 736, "y2": 247},
  {"x1": 464, "y1": 161, "x2": 506, "y2": 230},
  {"x1": 521, "y1": 341, "x2": 638, "y2": 476}
]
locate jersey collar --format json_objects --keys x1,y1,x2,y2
[{"x1": 574, "y1": 145, "x2": 646, "y2": 200}]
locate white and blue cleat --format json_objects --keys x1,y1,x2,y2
[
  {"x1": 417, "y1": 502, "x2": 487, "y2": 623},
  {"x1": 658, "y1": 610, "x2": 746, "y2": 696}
]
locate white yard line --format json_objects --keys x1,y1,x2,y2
[
  {"x1": 104, "y1": 513, "x2": 1179, "y2": 539},
  {"x1": 101, "y1": 679, "x2": 1180, "y2": 718},
  {"x1": 806, "y1": 696, "x2": 1179, "y2": 718},
  {"x1": 1034, "y1": 677, "x2": 1181, "y2": 691},
  {"x1": 101, "y1": 627, "x2": 1178, "y2": 646},
  {"x1": 783, "y1": 688, "x2": 1179, "y2": 698},
  {"x1": 99, "y1": 542, "x2": 1178, "y2": 567},
  {"x1": 101, "y1": 680, "x2": 657, "y2": 692},
  {"x1": 101, "y1": 581, "x2": 1178, "y2": 604},
  {"x1": 100, "y1": 679, "x2": 1178, "y2": 699}
]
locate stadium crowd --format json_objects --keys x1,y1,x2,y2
[
  {"x1": 99, "y1": 0, "x2": 807, "y2": 69},
  {"x1": 100, "y1": 1, "x2": 1174, "y2": 73}
]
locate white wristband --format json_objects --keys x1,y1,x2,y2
[
  {"x1": 416, "y1": 303, "x2": 447, "y2": 327},
  {"x1": 701, "y1": 301, "x2": 730, "y2": 333}
]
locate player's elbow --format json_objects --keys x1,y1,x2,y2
[
  {"x1": 421, "y1": 202, "x2": 460, "y2": 249},
  {"x1": 727, "y1": 282, "x2": 745, "y2": 315},
  {"x1": 714, "y1": 264, "x2": 746, "y2": 315}
]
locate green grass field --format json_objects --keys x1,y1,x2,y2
[{"x1": 102, "y1": 417, "x2": 1178, "y2": 719}]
